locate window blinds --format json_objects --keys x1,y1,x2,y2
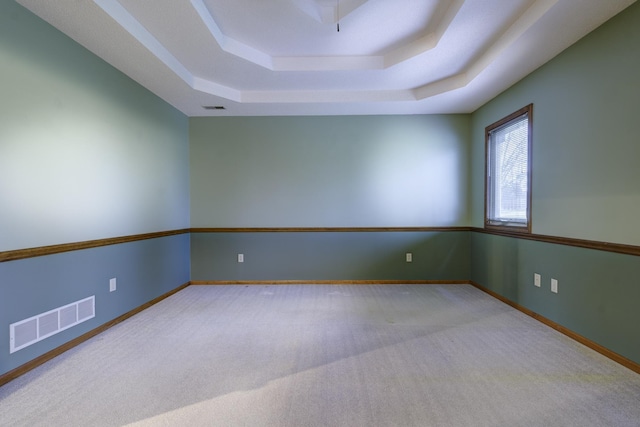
[{"x1": 488, "y1": 113, "x2": 529, "y2": 223}]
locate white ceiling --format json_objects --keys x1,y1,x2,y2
[{"x1": 18, "y1": 0, "x2": 636, "y2": 116}]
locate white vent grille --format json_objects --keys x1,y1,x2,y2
[
  {"x1": 60, "y1": 305, "x2": 78, "y2": 329},
  {"x1": 13, "y1": 319, "x2": 37, "y2": 349},
  {"x1": 78, "y1": 298, "x2": 94, "y2": 321},
  {"x1": 10, "y1": 296, "x2": 95, "y2": 353},
  {"x1": 39, "y1": 311, "x2": 59, "y2": 337}
]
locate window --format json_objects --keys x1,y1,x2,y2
[{"x1": 485, "y1": 104, "x2": 532, "y2": 232}]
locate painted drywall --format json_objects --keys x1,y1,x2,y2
[
  {"x1": 470, "y1": 1, "x2": 640, "y2": 246},
  {"x1": 470, "y1": 3, "x2": 640, "y2": 365},
  {"x1": 190, "y1": 115, "x2": 470, "y2": 228},
  {"x1": 0, "y1": 1, "x2": 190, "y2": 252},
  {"x1": 0, "y1": 234, "x2": 190, "y2": 376},
  {"x1": 0, "y1": 3, "x2": 191, "y2": 377},
  {"x1": 191, "y1": 231, "x2": 470, "y2": 282},
  {"x1": 471, "y1": 232, "x2": 640, "y2": 365}
]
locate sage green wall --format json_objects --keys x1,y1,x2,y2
[
  {"x1": 190, "y1": 115, "x2": 470, "y2": 228},
  {"x1": 189, "y1": 115, "x2": 470, "y2": 282},
  {"x1": 470, "y1": 1, "x2": 640, "y2": 246},
  {"x1": 191, "y1": 231, "x2": 470, "y2": 282},
  {"x1": 471, "y1": 232, "x2": 640, "y2": 364},
  {"x1": 0, "y1": 2, "x2": 190, "y2": 377},
  {"x1": 0, "y1": 2, "x2": 190, "y2": 252},
  {"x1": 470, "y1": 3, "x2": 640, "y2": 365}
]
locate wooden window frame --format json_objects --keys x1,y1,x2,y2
[{"x1": 484, "y1": 104, "x2": 533, "y2": 233}]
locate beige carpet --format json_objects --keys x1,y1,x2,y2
[{"x1": 1, "y1": 284, "x2": 639, "y2": 426}]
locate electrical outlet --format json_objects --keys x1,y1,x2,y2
[
  {"x1": 109, "y1": 278, "x2": 117, "y2": 292},
  {"x1": 406, "y1": 253, "x2": 412, "y2": 263},
  {"x1": 551, "y1": 278, "x2": 558, "y2": 293},
  {"x1": 534, "y1": 273, "x2": 541, "y2": 287},
  {"x1": 238, "y1": 253, "x2": 244, "y2": 263}
]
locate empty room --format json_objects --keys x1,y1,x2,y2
[{"x1": 1, "y1": 0, "x2": 640, "y2": 425}]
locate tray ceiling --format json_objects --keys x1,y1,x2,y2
[{"x1": 17, "y1": 0, "x2": 637, "y2": 116}]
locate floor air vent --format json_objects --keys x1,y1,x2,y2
[{"x1": 10, "y1": 296, "x2": 95, "y2": 353}]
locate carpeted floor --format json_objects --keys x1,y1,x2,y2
[{"x1": 1, "y1": 284, "x2": 639, "y2": 426}]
